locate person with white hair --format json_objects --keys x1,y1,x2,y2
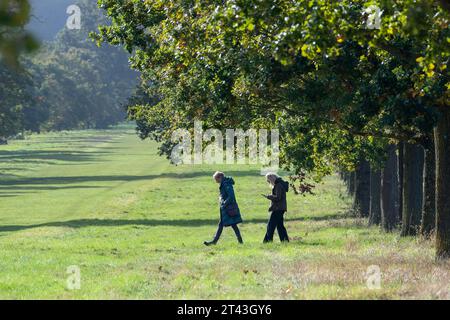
[
  {"x1": 204, "y1": 171, "x2": 243, "y2": 246},
  {"x1": 262, "y1": 172, "x2": 290, "y2": 242}
]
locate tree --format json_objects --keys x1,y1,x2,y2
[
  {"x1": 1, "y1": 0, "x2": 139, "y2": 135},
  {"x1": 435, "y1": 109, "x2": 450, "y2": 259},
  {"x1": 381, "y1": 145, "x2": 400, "y2": 231},
  {"x1": 421, "y1": 134, "x2": 436, "y2": 237},
  {"x1": 0, "y1": 0, "x2": 38, "y2": 66},
  {"x1": 353, "y1": 158, "x2": 371, "y2": 217},
  {"x1": 30, "y1": 0, "x2": 138, "y2": 131},
  {"x1": 0, "y1": 61, "x2": 38, "y2": 140},
  {"x1": 400, "y1": 144, "x2": 424, "y2": 236},
  {"x1": 369, "y1": 168, "x2": 382, "y2": 226},
  {"x1": 0, "y1": 0, "x2": 39, "y2": 140}
]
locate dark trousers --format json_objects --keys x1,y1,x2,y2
[
  {"x1": 264, "y1": 210, "x2": 289, "y2": 242},
  {"x1": 213, "y1": 222, "x2": 243, "y2": 243}
]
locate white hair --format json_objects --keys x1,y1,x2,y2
[
  {"x1": 213, "y1": 171, "x2": 225, "y2": 180},
  {"x1": 265, "y1": 172, "x2": 279, "y2": 185}
]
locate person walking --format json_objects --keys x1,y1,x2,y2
[
  {"x1": 204, "y1": 171, "x2": 243, "y2": 246},
  {"x1": 262, "y1": 172, "x2": 290, "y2": 243}
]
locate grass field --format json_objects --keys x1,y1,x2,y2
[{"x1": 0, "y1": 125, "x2": 449, "y2": 299}]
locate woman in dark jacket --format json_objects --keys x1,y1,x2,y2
[
  {"x1": 204, "y1": 171, "x2": 243, "y2": 246},
  {"x1": 263, "y1": 172, "x2": 290, "y2": 243}
]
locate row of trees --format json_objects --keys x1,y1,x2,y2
[
  {"x1": 343, "y1": 142, "x2": 433, "y2": 236},
  {"x1": 93, "y1": 1, "x2": 448, "y2": 257},
  {"x1": 0, "y1": 0, "x2": 137, "y2": 142}
]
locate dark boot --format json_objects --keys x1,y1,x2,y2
[
  {"x1": 204, "y1": 222, "x2": 223, "y2": 246},
  {"x1": 263, "y1": 212, "x2": 278, "y2": 243},
  {"x1": 232, "y1": 224, "x2": 243, "y2": 244}
]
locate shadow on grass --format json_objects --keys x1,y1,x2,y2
[
  {"x1": 0, "y1": 150, "x2": 113, "y2": 163},
  {"x1": 0, "y1": 214, "x2": 349, "y2": 233},
  {"x1": 0, "y1": 170, "x2": 262, "y2": 187},
  {"x1": 0, "y1": 185, "x2": 106, "y2": 196},
  {"x1": 0, "y1": 166, "x2": 263, "y2": 198}
]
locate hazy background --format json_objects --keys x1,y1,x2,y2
[
  {"x1": 1, "y1": 0, "x2": 139, "y2": 139},
  {"x1": 27, "y1": 0, "x2": 76, "y2": 41}
]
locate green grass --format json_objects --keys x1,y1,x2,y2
[{"x1": 1, "y1": 125, "x2": 449, "y2": 299}]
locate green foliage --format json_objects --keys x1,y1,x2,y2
[
  {"x1": 93, "y1": 0, "x2": 448, "y2": 179},
  {"x1": 0, "y1": 0, "x2": 40, "y2": 139},
  {"x1": 1, "y1": 0, "x2": 138, "y2": 139},
  {"x1": 26, "y1": 0, "x2": 138, "y2": 131},
  {"x1": 0, "y1": 63, "x2": 29, "y2": 137},
  {"x1": 0, "y1": 0, "x2": 38, "y2": 66}
]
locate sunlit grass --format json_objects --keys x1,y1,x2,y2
[{"x1": 0, "y1": 125, "x2": 449, "y2": 299}]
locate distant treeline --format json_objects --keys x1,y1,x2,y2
[{"x1": 0, "y1": 0, "x2": 138, "y2": 141}]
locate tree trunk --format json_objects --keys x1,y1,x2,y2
[
  {"x1": 435, "y1": 108, "x2": 450, "y2": 260},
  {"x1": 369, "y1": 168, "x2": 382, "y2": 226},
  {"x1": 341, "y1": 171, "x2": 350, "y2": 194},
  {"x1": 398, "y1": 142, "x2": 404, "y2": 222},
  {"x1": 401, "y1": 143, "x2": 424, "y2": 236},
  {"x1": 348, "y1": 171, "x2": 355, "y2": 195},
  {"x1": 420, "y1": 134, "x2": 436, "y2": 238},
  {"x1": 381, "y1": 144, "x2": 400, "y2": 231},
  {"x1": 353, "y1": 159, "x2": 371, "y2": 217}
]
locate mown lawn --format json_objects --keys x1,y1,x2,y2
[{"x1": 0, "y1": 125, "x2": 449, "y2": 299}]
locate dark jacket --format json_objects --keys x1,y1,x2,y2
[
  {"x1": 219, "y1": 177, "x2": 243, "y2": 226},
  {"x1": 267, "y1": 178, "x2": 289, "y2": 212}
]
